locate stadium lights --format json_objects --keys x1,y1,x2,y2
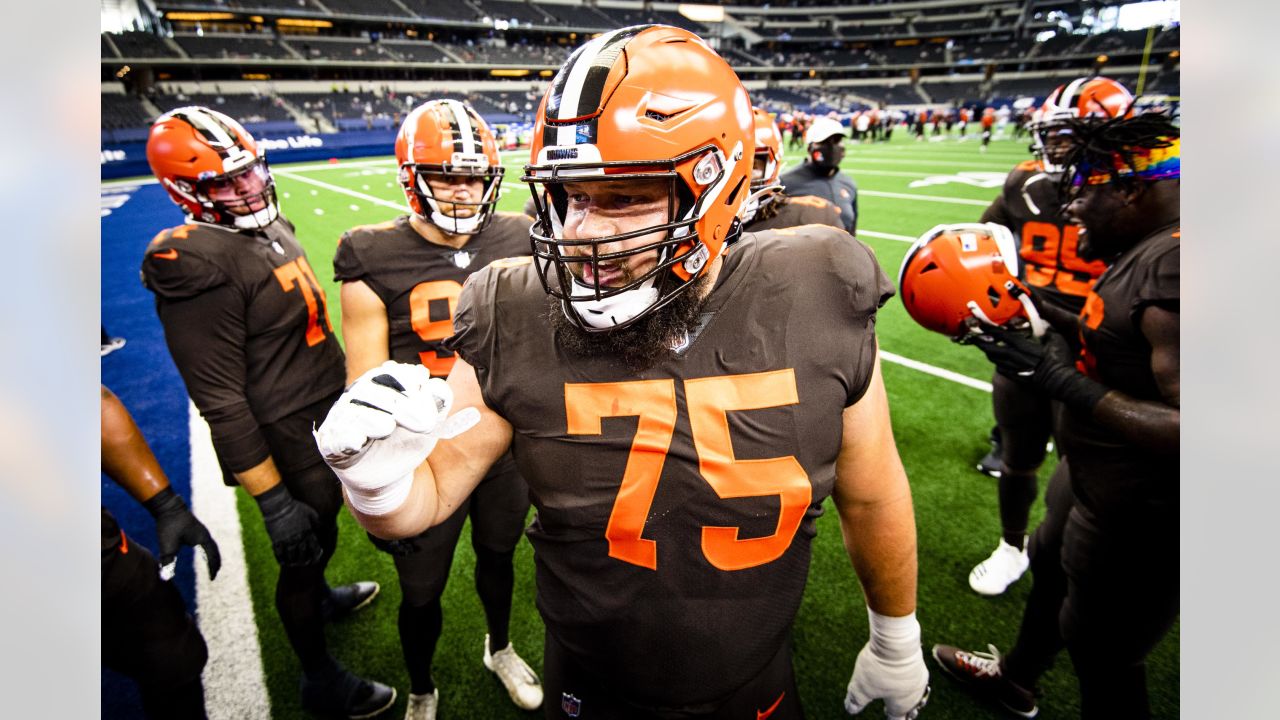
[
  {"x1": 1169, "y1": 50, "x2": 1180, "y2": 58},
  {"x1": 1096, "y1": 54, "x2": 1109, "y2": 63},
  {"x1": 491, "y1": 69, "x2": 531, "y2": 77},
  {"x1": 164, "y1": 12, "x2": 235, "y2": 21},
  {"x1": 277, "y1": 18, "x2": 334, "y2": 28},
  {"x1": 539, "y1": 69, "x2": 555, "y2": 77},
  {"x1": 678, "y1": 4, "x2": 725, "y2": 23},
  {"x1": 116, "y1": 65, "x2": 131, "y2": 78}
]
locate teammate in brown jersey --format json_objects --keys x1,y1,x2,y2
[
  {"x1": 741, "y1": 106, "x2": 844, "y2": 235},
  {"x1": 964, "y1": 78, "x2": 1127, "y2": 598},
  {"x1": 141, "y1": 106, "x2": 394, "y2": 718},
  {"x1": 335, "y1": 99, "x2": 542, "y2": 720},
  {"x1": 935, "y1": 113, "x2": 1180, "y2": 719},
  {"x1": 316, "y1": 26, "x2": 928, "y2": 720}
]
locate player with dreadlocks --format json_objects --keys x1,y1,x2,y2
[{"x1": 932, "y1": 112, "x2": 1180, "y2": 719}]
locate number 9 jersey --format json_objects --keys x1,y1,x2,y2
[
  {"x1": 332, "y1": 212, "x2": 533, "y2": 377},
  {"x1": 446, "y1": 226, "x2": 895, "y2": 710}
]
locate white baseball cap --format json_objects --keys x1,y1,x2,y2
[{"x1": 805, "y1": 116, "x2": 846, "y2": 145}]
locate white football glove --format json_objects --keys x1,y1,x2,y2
[
  {"x1": 845, "y1": 610, "x2": 930, "y2": 720},
  {"x1": 314, "y1": 361, "x2": 479, "y2": 515}
]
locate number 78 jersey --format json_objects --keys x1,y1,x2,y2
[
  {"x1": 333, "y1": 212, "x2": 533, "y2": 376},
  {"x1": 447, "y1": 228, "x2": 895, "y2": 708}
]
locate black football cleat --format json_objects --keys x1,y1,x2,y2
[
  {"x1": 932, "y1": 644, "x2": 1038, "y2": 717},
  {"x1": 322, "y1": 581, "x2": 380, "y2": 623},
  {"x1": 976, "y1": 427, "x2": 1003, "y2": 478},
  {"x1": 300, "y1": 665, "x2": 396, "y2": 719}
]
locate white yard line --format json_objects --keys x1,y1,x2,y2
[
  {"x1": 191, "y1": 402, "x2": 271, "y2": 719},
  {"x1": 857, "y1": 229, "x2": 916, "y2": 243},
  {"x1": 880, "y1": 352, "x2": 993, "y2": 393},
  {"x1": 860, "y1": 189, "x2": 991, "y2": 207},
  {"x1": 274, "y1": 170, "x2": 409, "y2": 212}
]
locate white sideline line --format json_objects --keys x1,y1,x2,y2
[
  {"x1": 881, "y1": 351, "x2": 993, "y2": 393},
  {"x1": 191, "y1": 402, "x2": 271, "y2": 719},
  {"x1": 860, "y1": 189, "x2": 991, "y2": 207},
  {"x1": 858, "y1": 229, "x2": 915, "y2": 243},
  {"x1": 274, "y1": 170, "x2": 409, "y2": 212}
]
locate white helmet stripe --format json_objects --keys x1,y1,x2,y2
[
  {"x1": 444, "y1": 99, "x2": 476, "y2": 155},
  {"x1": 1059, "y1": 77, "x2": 1089, "y2": 114},
  {"x1": 552, "y1": 26, "x2": 636, "y2": 146},
  {"x1": 184, "y1": 108, "x2": 236, "y2": 149}
]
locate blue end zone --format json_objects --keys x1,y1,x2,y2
[{"x1": 101, "y1": 183, "x2": 204, "y2": 719}]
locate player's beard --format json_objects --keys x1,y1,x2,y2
[{"x1": 548, "y1": 273, "x2": 713, "y2": 373}]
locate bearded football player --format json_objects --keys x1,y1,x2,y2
[
  {"x1": 334, "y1": 99, "x2": 542, "y2": 720},
  {"x1": 965, "y1": 77, "x2": 1129, "y2": 598},
  {"x1": 315, "y1": 25, "x2": 928, "y2": 720},
  {"x1": 141, "y1": 107, "x2": 394, "y2": 718},
  {"x1": 740, "y1": 106, "x2": 843, "y2": 234},
  {"x1": 933, "y1": 113, "x2": 1180, "y2": 719}
]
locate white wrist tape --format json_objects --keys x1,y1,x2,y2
[
  {"x1": 867, "y1": 608, "x2": 922, "y2": 662},
  {"x1": 344, "y1": 470, "x2": 415, "y2": 516}
]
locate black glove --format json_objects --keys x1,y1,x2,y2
[
  {"x1": 367, "y1": 530, "x2": 420, "y2": 558},
  {"x1": 254, "y1": 484, "x2": 323, "y2": 567},
  {"x1": 962, "y1": 323, "x2": 1110, "y2": 413},
  {"x1": 143, "y1": 486, "x2": 222, "y2": 581}
]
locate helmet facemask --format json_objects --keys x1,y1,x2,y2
[
  {"x1": 524, "y1": 143, "x2": 738, "y2": 332},
  {"x1": 187, "y1": 155, "x2": 279, "y2": 230},
  {"x1": 740, "y1": 147, "x2": 783, "y2": 224},
  {"x1": 401, "y1": 156, "x2": 504, "y2": 236}
]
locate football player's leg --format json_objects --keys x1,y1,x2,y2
[
  {"x1": 994, "y1": 372, "x2": 1053, "y2": 548},
  {"x1": 275, "y1": 460, "x2": 343, "y2": 676},
  {"x1": 1003, "y1": 459, "x2": 1074, "y2": 690},
  {"x1": 469, "y1": 460, "x2": 532, "y2": 650},
  {"x1": 1059, "y1": 509, "x2": 1177, "y2": 719},
  {"x1": 388, "y1": 497, "x2": 470, "y2": 697},
  {"x1": 103, "y1": 529, "x2": 208, "y2": 720}
]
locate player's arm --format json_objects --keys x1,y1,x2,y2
[
  {"x1": 1089, "y1": 305, "x2": 1179, "y2": 453},
  {"x1": 321, "y1": 356, "x2": 514, "y2": 541},
  {"x1": 833, "y1": 346, "x2": 929, "y2": 719},
  {"x1": 970, "y1": 307, "x2": 1179, "y2": 455},
  {"x1": 340, "y1": 279, "x2": 391, "y2": 383},
  {"x1": 156, "y1": 285, "x2": 323, "y2": 567},
  {"x1": 101, "y1": 385, "x2": 221, "y2": 579}
]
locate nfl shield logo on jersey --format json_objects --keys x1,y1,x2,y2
[
  {"x1": 561, "y1": 692, "x2": 582, "y2": 717},
  {"x1": 449, "y1": 250, "x2": 474, "y2": 269}
]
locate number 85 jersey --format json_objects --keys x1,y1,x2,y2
[
  {"x1": 447, "y1": 227, "x2": 895, "y2": 709},
  {"x1": 333, "y1": 212, "x2": 532, "y2": 376}
]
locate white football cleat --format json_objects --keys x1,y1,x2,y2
[
  {"x1": 404, "y1": 689, "x2": 437, "y2": 720},
  {"x1": 483, "y1": 635, "x2": 544, "y2": 710},
  {"x1": 968, "y1": 538, "x2": 1029, "y2": 596}
]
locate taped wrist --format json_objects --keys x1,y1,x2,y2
[
  {"x1": 142, "y1": 486, "x2": 187, "y2": 519},
  {"x1": 1035, "y1": 360, "x2": 1109, "y2": 413},
  {"x1": 343, "y1": 470, "x2": 415, "y2": 517},
  {"x1": 867, "y1": 608, "x2": 921, "y2": 663}
]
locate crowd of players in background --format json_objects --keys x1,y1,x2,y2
[{"x1": 103, "y1": 23, "x2": 1178, "y2": 720}]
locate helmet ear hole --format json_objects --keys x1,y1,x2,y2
[
  {"x1": 987, "y1": 286, "x2": 1002, "y2": 305},
  {"x1": 919, "y1": 262, "x2": 938, "y2": 274}
]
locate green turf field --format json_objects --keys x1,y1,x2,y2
[{"x1": 241, "y1": 128, "x2": 1177, "y2": 719}]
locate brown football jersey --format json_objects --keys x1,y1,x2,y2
[
  {"x1": 447, "y1": 227, "x2": 894, "y2": 708},
  {"x1": 1059, "y1": 225, "x2": 1179, "y2": 525},
  {"x1": 982, "y1": 159, "x2": 1108, "y2": 314},
  {"x1": 745, "y1": 193, "x2": 844, "y2": 233},
  {"x1": 141, "y1": 218, "x2": 346, "y2": 473},
  {"x1": 333, "y1": 212, "x2": 531, "y2": 376}
]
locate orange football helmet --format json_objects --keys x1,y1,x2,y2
[
  {"x1": 523, "y1": 24, "x2": 753, "y2": 331},
  {"x1": 395, "y1": 99, "x2": 504, "y2": 235},
  {"x1": 741, "y1": 106, "x2": 784, "y2": 224},
  {"x1": 1031, "y1": 76, "x2": 1134, "y2": 170},
  {"x1": 146, "y1": 106, "x2": 278, "y2": 229},
  {"x1": 899, "y1": 223, "x2": 1047, "y2": 338}
]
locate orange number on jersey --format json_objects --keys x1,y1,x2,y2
[
  {"x1": 564, "y1": 371, "x2": 810, "y2": 572},
  {"x1": 408, "y1": 280, "x2": 463, "y2": 376},
  {"x1": 685, "y1": 370, "x2": 812, "y2": 571},
  {"x1": 564, "y1": 380, "x2": 678, "y2": 570},
  {"x1": 273, "y1": 257, "x2": 332, "y2": 347}
]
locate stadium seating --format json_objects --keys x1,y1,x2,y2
[
  {"x1": 102, "y1": 94, "x2": 153, "y2": 130},
  {"x1": 283, "y1": 36, "x2": 400, "y2": 62},
  {"x1": 920, "y1": 81, "x2": 985, "y2": 105},
  {"x1": 152, "y1": 93, "x2": 295, "y2": 124},
  {"x1": 102, "y1": 34, "x2": 119, "y2": 58},
  {"x1": 321, "y1": 0, "x2": 414, "y2": 19},
  {"x1": 380, "y1": 40, "x2": 456, "y2": 63},
  {"x1": 174, "y1": 34, "x2": 296, "y2": 60},
  {"x1": 109, "y1": 31, "x2": 179, "y2": 58},
  {"x1": 396, "y1": 0, "x2": 481, "y2": 22},
  {"x1": 475, "y1": 0, "x2": 558, "y2": 26}
]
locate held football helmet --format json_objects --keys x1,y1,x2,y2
[
  {"x1": 740, "y1": 106, "x2": 784, "y2": 224},
  {"x1": 1030, "y1": 77, "x2": 1134, "y2": 171},
  {"x1": 523, "y1": 25, "x2": 752, "y2": 332},
  {"x1": 147, "y1": 106, "x2": 279, "y2": 230},
  {"x1": 396, "y1": 99, "x2": 504, "y2": 235},
  {"x1": 898, "y1": 223, "x2": 1047, "y2": 339}
]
